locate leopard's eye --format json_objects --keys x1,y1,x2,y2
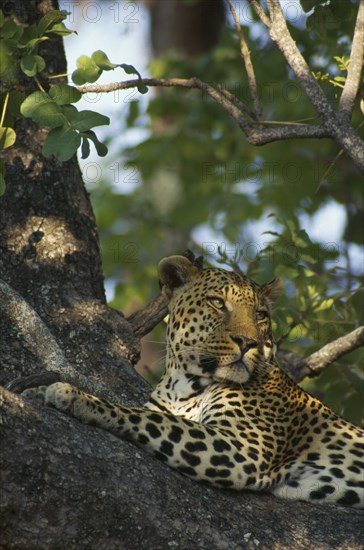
[
  {"x1": 256, "y1": 310, "x2": 268, "y2": 321},
  {"x1": 207, "y1": 296, "x2": 225, "y2": 310}
]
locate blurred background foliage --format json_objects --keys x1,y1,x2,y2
[{"x1": 65, "y1": 0, "x2": 363, "y2": 424}]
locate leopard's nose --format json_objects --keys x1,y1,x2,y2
[{"x1": 231, "y1": 336, "x2": 258, "y2": 354}]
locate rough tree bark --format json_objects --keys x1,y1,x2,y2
[{"x1": 0, "y1": 2, "x2": 363, "y2": 549}]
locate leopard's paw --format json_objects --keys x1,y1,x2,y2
[
  {"x1": 45, "y1": 382, "x2": 78, "y2": 412},
  {"x1": 21, "y1": 385, "x2": 48, "y2": 404}
]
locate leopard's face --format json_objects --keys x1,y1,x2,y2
[{"x1": 159, "y1": 256, "x2": 281, "y2": 384}]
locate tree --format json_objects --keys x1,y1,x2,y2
[
  {"x1": 94, "y1": 0, "x2": 363, "y2": 423},
  {"x1": 0, "y1": 1, "x2": 363, "y2": 548}
]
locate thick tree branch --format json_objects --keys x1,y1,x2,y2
[
  {"x1": 0, "y1": 279, "x2": 71, "y2": 375},
  {"x1": 127, "y1": 293, "x2": 168, "y2": 338},
  {"x1": 339, "y1": 0, "x2": 364, "y2": 116},
  {"x1": 264, "y1": 0, "x2": 364, "y2": 172},
  {"x1": 0, "y1": 279, "x2": 135, "y2": 403},
  {"x1": 2, "y1": 387, "x2": 363, "y2": 549}
]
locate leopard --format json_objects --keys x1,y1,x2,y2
[{"x1": 21, "y1": 253, "x2": 364, "y2": 508}]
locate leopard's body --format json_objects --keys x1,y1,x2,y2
[{"x1": 23, "y1": 255, "x2": 364, "y2": 507}]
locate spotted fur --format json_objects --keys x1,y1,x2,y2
[{"x1": 23, "y1": 255, "x2": 364, "y2": 507}]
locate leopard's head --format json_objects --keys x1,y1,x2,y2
[{"x1": 159, "y1": 255, "x2": 281, "y2": 385}]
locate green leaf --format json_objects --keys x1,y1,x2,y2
[
  {"x1": 66, "y1": 109, "x2": 110, "y2": 132},
  {"x1": 71, "y1": 70, "x2": 86, "y2": 86},
  {"x1": 312, "y1": 297, "x2": 334, "y2": 312},
  {"x1": 19, "y1": 36, "x2": 49, "y2": 50},
  {"x1": 91, "y1": 50, "x2": 117, "y2": 71},
  {"x1": 136, "y1": 81, "x2": 148, "y2": 95},
  {"x1": 42, "y1": 125, "x2": 81, "y2": 161},
  {"x1": 81, "y1": 137, "x2": 91, "y2": 159},
  {"x1": 20, "y1": 54, "x2": 45, "y2": 76},
  {"x1": 20, "y1": 91, "x2": 66, "y2": 128},
  {"x1": 49, "y1": 84, "x2": 82, "y2": 105},
  {"x1": 81, "y1": 130, "x2": 108, "y2": 157},
  {"x1": 6, "y1": 91, "x2": 25, "y2": 118},
  {"x1": 1, "y1": 17, "x2": 23, "y2": 40},
  {"x1": 0, "y1": 92, "x2": 24, "y2": 127},
  {"x1": 0, "y1": 10, "x2": 4, "y2": 28},
  {"x1": 37, "y1": 9, "x2": 68, "y2": 37},
  {"x1": 333, "y1": 56, "x2": 350, "y2": 71},
  {"x1": 120, "y1": 63, "x2": 148, "y2": 94},
  {"x1": 47, "y1": 22, "x2": 74, "y2": 37},
  {"x1": 0, "y1": 127, "x2": 16, "y2": 149},
  {"x1": 0, "y1": 41, "x2": 13, "y2": 79},
  {"x1": 19, "y1": 23, "x2": 39, "y2": 45},
  {"x1": 72, "y1": 55, "x2": 101, "y2": 85}
]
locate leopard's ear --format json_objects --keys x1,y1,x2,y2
[
  {"x1": 262, "y1": 278, "x2": 282, "y2": 304},
  {"x1": 158, "y1": 255, "x2": 201, "y2": 299}
]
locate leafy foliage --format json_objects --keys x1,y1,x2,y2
[{"x1": 0, "y1": 9, "x2": 147, "y2": 191}]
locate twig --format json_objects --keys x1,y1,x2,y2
[
  {"x1": 315, "y1": 148, "x2": 344, "y2": 194},
  {"x1": 0, "y1": 91, "x2": 9, "y2": 128},
  {"x1": 305, "y1": 326, "x2": 364, "y2": 373},
  {"x1": 77, "y1": 78, "x2": 331, "y2": 144},
  {"x1": 279, "y1": 326, "x2": 364, "y2": 383},
  {"x1": 78, "y1": 77, "x2": 254, "y2": 134},
  {"x1": 248, "y1": 0, "x2": 271, "y2": 28},
  {"x1": 264, "y1": 0, "x2": 364, "y2": 172},
  {"x1": 213, "y1": 82, "x2": 257, "y2": 120},
  {"x1": 226, "y1": 0, "x2": 262, "y2": 118},
  {"x1": 339, "y1": 0, "x2": 364, "y2": 116}
]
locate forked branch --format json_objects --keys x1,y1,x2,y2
[
  {"x1": 226, "y1": 0, "x2": 262, "y2": 118},
  {"x1": 77, "y1": 77, "x2": 331, "y2": 144},
  {"x1": 263, "y1": 0, "x2": 363, "y2": 171},
  {"x1": 74, "y1": 0, "x2": 364, "y2": 171}
]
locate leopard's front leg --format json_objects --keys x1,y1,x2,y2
[{"x1": 26, "y1": 382, "x2": 269, "y2": 492}]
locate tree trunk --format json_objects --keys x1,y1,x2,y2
[
  {"x1": 147, "y1": 0, "x2": 225, "y2": 57},
  {"x1": 0, "y1": 2, "x2": 363, "y2": 549}
]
